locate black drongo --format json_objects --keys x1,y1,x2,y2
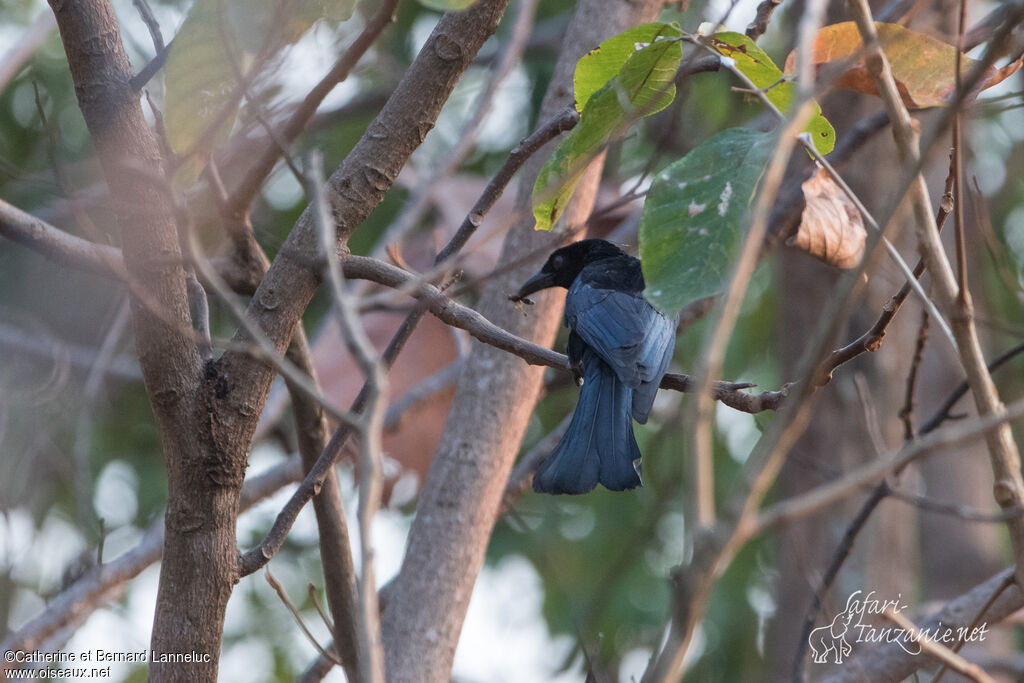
[{"x1": 514, "y1": 239, "x2": 677, "y2": 494}]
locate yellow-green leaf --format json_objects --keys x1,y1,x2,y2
[
  {"x1": 534, "y1": 36, "x2": 682, "y2": 231},
  {"x1": 710, "y1": 31, "x2": 836, "y2": 155},
  {"x1": 574, "y1": 22, "x2": 682, "y2": 112}
]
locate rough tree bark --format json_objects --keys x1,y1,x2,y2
[
  {"x1": 379, "y1": 0, "x2": 665, "y2": 680},
  {"x1": 45, "y1": 2, "x2": 241, "y2": 681},
  {"x1": 48, "y1": 0, "x2": 515, "y2": 680}
]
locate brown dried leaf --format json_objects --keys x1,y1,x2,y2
[
  {"x1": 783, "y1": 22, "x2": 1023, "y2": 109},
  {"x1": 788, "y1": 169, "x2": 866, "y2": 269}
]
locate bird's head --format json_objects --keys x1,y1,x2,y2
[{"x1": 513, "y1": 239, "x2": 627, "y2": 301}]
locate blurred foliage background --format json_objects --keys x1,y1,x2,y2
[{"x1": 2, "y1": 0, "x2": 1023, "y2": 680}]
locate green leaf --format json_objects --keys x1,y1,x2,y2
[
  {"x1": 165, "y1": 0, "x2": 354, "y2": 184},
  {"x1": 417, "y1": 0, "x2": 478, "y2": 10},
  {"x1": 574, "y1": 22, "x2": 682, "y2": 112},
  {"x1": 639, "y1": 127, "x2": 775, "y2": 314},
  {"x1": 709, "y1": 32, "x2": 835, "y2": 155},
  {"x1": 534, "y1": 37, "x2": 682, "y2": 231}
]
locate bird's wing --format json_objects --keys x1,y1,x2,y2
[
  {"x1": 566, "y1": 280, "x2": 673, "y2": 389},
  {"x1": 631, "y1": 312, "x2": 676, "y2": 423}
]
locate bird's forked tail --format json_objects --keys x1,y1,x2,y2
[{"x1": 533, "y1": 350, "x2": 642, "y2": 494}]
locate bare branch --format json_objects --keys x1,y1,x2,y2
[
  {"x1": 264, "y1": 570, "x2": 344, "y2": 668},
  {"x1": 881, "y1": 608, "x2": 996, "y2": 683},
  {"x1": 919, "y1": 341, "x2": 1024, "y2": 435},
  {"x1": 755, "y1": 394, "x2": 1024, "y2": 533},
  {"x1": 310, "y1": 151, "x2": 387, "y2": 683},
  {"x1": 131, "y1": 0, "x2": 164, "y2": 53},
  {"x1": 0, "y1": 199, "x2": 126, "y2": 279},
  {"x1": 824, "y1": 569, "x2": 1020, "y2": 682},
  {"x1": 374, "y1": 0, "x2": 539, "y2": 250},
  {"x1": 0, "y1": 457, "x2": 302, "y2": 664},
  {"x1": 847, "y1": 0, "x2": 1024, "y2": 591},
  {"x1": 226, "y1": 0, "x2": 401, "y2": 213},
  {"x1": 745, "y1": 0, "x2": 782, "y2": 41}
]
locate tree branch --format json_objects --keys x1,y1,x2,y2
[
  {"x1": 0, "y1": 457, "x2": 302, "y2": 667},
  {"x1": 378, "y1": 1, "x2": 666, "y2": 679},
  {"x1": 848, "y1": 0, "x2": 1024, "y2": 591},
  {"x1": 44, "y1": 3, "x2": 236, "y2": 681},
  {"x1": 226, "y1": 0, "x2": 400, "y2": 213},
  {"x1": 0, "y1": 199, "x2": 126, "y2": 279},
  {"x1": 824, "y1": 568, "x2": 1022, "y2": 682}
]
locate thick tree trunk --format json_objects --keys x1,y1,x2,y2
[
  {"x1": 49, "y1": 1, "x2": 514, "y2": 680},
  {"x1": 46, "y1": 2, "x2": 237, "y2": 681},
  {"x1": 379, "y1": 0, "x2": 664, "y2": 680}
]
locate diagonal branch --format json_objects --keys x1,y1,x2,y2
[
  {"x1": 0, "y1": 199, "x2": 125, "y2": 279},
  {"x1": 0, "y1": 457, "x2": 302, "y2": 667},
  {"x1": 823, "y1": 568, "x2": 1022, "y2": 683},
  {"x1": 226, "y1": 0, "x2": 400, "y2": 214},
  {"x1": 847, "y1": 0, "x2": 1024, "y2": 591}
]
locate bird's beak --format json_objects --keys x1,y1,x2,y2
[{"x1": 514, "y1": 270, "x2": 556, "y2": 300}]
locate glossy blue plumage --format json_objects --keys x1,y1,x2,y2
[{"x1": 518, "y1": 240, "x2": 677, "y2": 495}]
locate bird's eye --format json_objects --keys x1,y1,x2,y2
[{"x1": 551, "y1": 254, "x2": 564, "y2": 270}]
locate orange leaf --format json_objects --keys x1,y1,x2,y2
[
  {"x1": 788, "y1": 169, "x2": 865, "y2": 269},
  {"x1": 784, "y1": 22, "x2": 1022, "y2": 109}
]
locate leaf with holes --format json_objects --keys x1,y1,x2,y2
[
  {"x1": 639, "y1": 127, "x2": 775, "y2": 314},
  {"x1": 709, "y1": 31, "x2": 835, "y2": 155},
  {"x1": 783, "y1": 22, "x2": 1023, "y2": 109},
  {"x1": 165, "y1": 0, "x2": 355, "y2": 184},
  {"x1": 534, "y1": 37, "x2": 682, "y2": 231},
  {"x1": 574, "y1": 22, "x2": 682, "y2": 112}
]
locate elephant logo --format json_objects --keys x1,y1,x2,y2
[{"x1": 808, "y1": 609, "x2": 855, "y2": 664}]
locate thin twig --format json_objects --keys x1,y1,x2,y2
[
  {"x1": 132, "y1": 0, "x2": 165, "y2": 53},
  {"x1": 887, "y1": 488, "x2": 1024, "y2": 524},
  {"x1": 812, "y1": 153, "x2": 955, "y2": 388},
  {"x1": 899, "y1": 308, "x2": 929, "y2": 441},
  {"x1": 756, "y1": 393, "x2": 1024, "y2": 533},
  {"x1": 848, "y1": 0, "x2": 1024, "y2": 594},
  {"x1": 128, "y1": 39, "x2": 171, "y2": 92},
  {"x1": 919, "y1": 340, "x2": 1024, "y2": 435},
  {"x1": 309, "y1": 151, "x2": 387, "y2": 683},
  {"x1": 383, "y1": 360, "x2": 462, "y2": 431},
  {"x1": 227, "y1": 0, "x2": 400, "y2": 213},
  {"x1": 953, "y1": 0, "x2": 968, "y2": 307},
  {"x1": 308, "y1": 585, "x2": 335, "y2": 633},
  {"x1": 264, "y1": 570, "x2": 344, "y2": 668},
  {"x1": 932, "y1": 573, "x2": 1017, "y2": 683},
  {"x1": 373, "y1": 0, "x2": 538, "y2": 252},
  {"x1": 881, "y1": 608, "x2": 996, "y2": 683}
]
